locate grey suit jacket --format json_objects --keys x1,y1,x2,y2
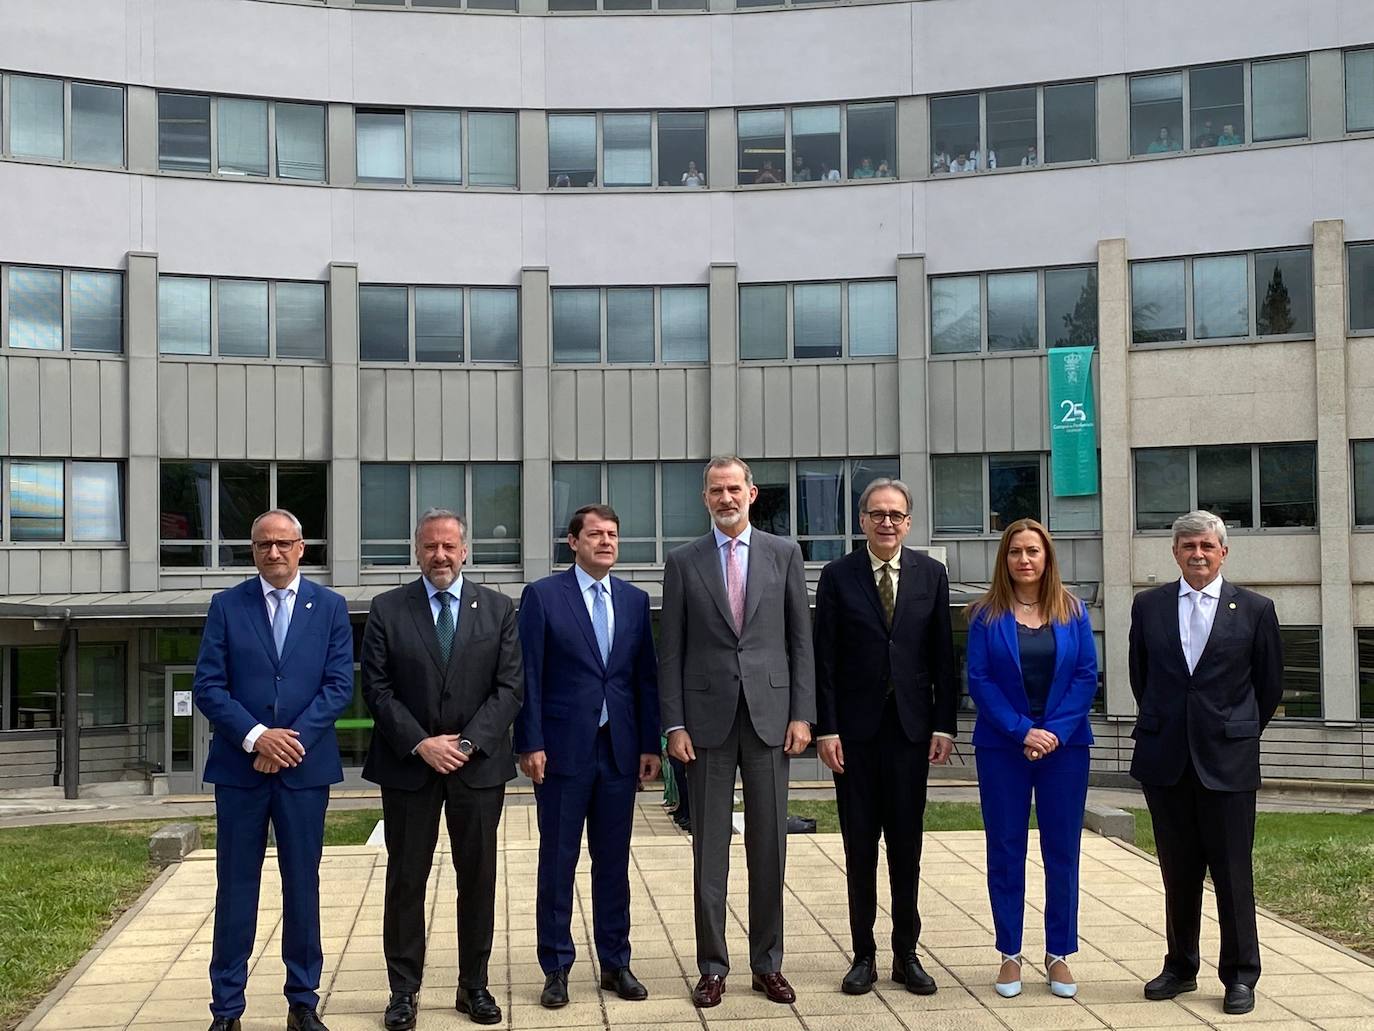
[{"x1": 658, "y1": 528, "x2": 816, "y2": 750}]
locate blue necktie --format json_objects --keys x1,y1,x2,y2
[
  {"x1": 271, "y1": 589, "x2": 290, "y2": 657},
  {"x1": 436, "y1": 591, "x2": 455, "y2": 664},
  {"x1": 591, "y1": 583, "x2": 610, "y2": 726}
]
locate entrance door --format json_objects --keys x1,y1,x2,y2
[{"x1": 165, "y1": 668, "x2": 211, "y2": 794}]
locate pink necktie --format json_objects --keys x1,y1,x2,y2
[{"x1": 726, "y1": 538, "x2": 745, "y2": 633}]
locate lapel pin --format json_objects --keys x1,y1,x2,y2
[
  {"x1": 471, "y1": 600, "x2": 478, "y2": 609},
  {"x1": 305, "y1": 602, "x2": 313, "y2": 610},
  {"x1": 1228, "y1": 602, "x2": 1236, "y2": 610}
]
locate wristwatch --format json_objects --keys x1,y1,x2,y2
[{"x1": 457, "y1": 738, "x2": 476, "y2": 757}]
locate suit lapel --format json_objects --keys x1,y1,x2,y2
[
  {"x1": 890, "y1": 548, "x2": 921, "y2": 632},
  {"x1": 852, "y1": 548, "x2": 887, "y2": 629},
  {"x1": 1000, "y1": 611, "x2": 1023, "y2": 673},
  {"x1": 562, "y1": 568, "x2": 606, "y2": 671},
  {"x1": 407, "y1": 579, "x2": 447, "y2": 674},
  {"x1": 608, "y1": 576, "x2": 632, "y2": 669},
  {"x1": 277, "y1": 578, "x2": 316, "y2": 667},
  {"x1": 243, "y1": 579, "x2": 278, "y2": 664},
  {"x1": 1044, "y1": 618, "x2": 1074, "y2": 711},
  {"x1": 742, "y1": 532, "x2": 769, "y2": 630},
  {"x1": 1192, "y1": 580, "x2": 1236, "y2": 674},
  {"x1": 1165, "y1": 580, "x2": 1190, "y2": 673},
  {"x1": 691, "y1": 534, "x2": 738, "y2": 634},
  {"x1": 445, "y1": 579, "x2": 479, "y2": 684}
]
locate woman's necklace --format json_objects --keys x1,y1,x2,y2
[{"x1": 1013, "y1": 594, "x2": 1038, "y2": 611}]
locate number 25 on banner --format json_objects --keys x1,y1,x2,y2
[{"x1": 1059, "y1": 399, "x2": 1088, "y2": 424}]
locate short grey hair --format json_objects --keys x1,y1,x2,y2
[
  {"x1": 251, "y1": 509, "x2": 303, "y2": 539},
  {"x1": 857, "y1": 478, "x2": 913, "y2": 517},
  {"x1": 702, "y1": 455, "x2": 754, "y2": 490},
  {"x1": 415, "y1": 507, "x2": 467, "y2": 544},
  {"x1": 1171, "y1": 510, "x2": 1227, "y2": 549}
]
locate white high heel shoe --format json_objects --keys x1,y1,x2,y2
[
  {"x1": 1045, "y1": 953, "x2": 1077, "y2": 998},
  {"x1": 995, "y1": 953, "x2": 1023, "y2": 998}
]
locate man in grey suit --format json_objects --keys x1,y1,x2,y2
[{"x1": 661, "y1": 456, "x2": 816, "y2": 1008}]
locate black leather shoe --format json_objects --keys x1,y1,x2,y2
[
  {"x1": 892, "y1": 952, "x2": 937, "y2": 995},
  {"x1": 1223, "y1": 984, "x2": 1255, "y2": 1015},
  {"x1": 208, "y1": 1020, "x2": 241, "y2": 1031},
  {"x1": 286, "y1": 1005, "x2": 329, "y2": 1031},
  {"x1": 842, "y1": 955, "x2": 877, "y2": 995},
  {"x1": 1143, "y1": 970, "x2": 1198, "y2": 1001},
  {"x1": 541, "y1": 968, "x2": 570, "y2": 1009},
  {"x1": 455, "y1": 987, "x2": 502, "y2": 1025},
  {"x1": 383, "y1": 991, "x2": 418, "y2": 1031},
  {"x1": 600, "y1": 966, "x2": 648, "y2": 1000}
]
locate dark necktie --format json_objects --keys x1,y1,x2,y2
[
  {"x1": 878, "y1": 563, "x2": 896, "y2": 629},
  {"x1": 436, "y1": 591, "x2": 455, "y2": 664}
]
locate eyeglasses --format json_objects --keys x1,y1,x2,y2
[
  {"x1": 251, "y1": 538, "x2": 302, "y2": 554},
  {"x1": 864, "y1": 511, "x2": 910, "y2": 525}
]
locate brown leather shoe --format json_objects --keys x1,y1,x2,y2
[
  {"x1": 751, "y1": 972, "x2": 796, "y2": 1004},
  {"x1": 691, "y1": 974, "x2": 726, "y2": 1008}
]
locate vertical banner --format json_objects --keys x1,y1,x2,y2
[{"x1": 1047, "y1": 346, "x2": 1099, "y2": 496}]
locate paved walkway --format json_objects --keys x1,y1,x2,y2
[{"x1": 22, "y1": 803, "x2": 1374, "y2": 1031}]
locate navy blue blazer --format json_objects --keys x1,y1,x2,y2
[
  {"x1": 965, "y1": 605, "x2": 1098, "y2": 750},
  {"x1": 194, "y1": 576, "x2": 355, "y2": 789},
  {"x1": 514, "y1": 568, "x2": 659, "y2": 778}
]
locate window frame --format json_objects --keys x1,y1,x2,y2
[
  {"x1": 550, "y1": 462, "x2": 707, "y2": 567},
  {"x1": 929, "y1": 79, "x2": 1097, "y2": 174},
  {"x1": 1348, "y1": 241, "x2": 1374, "y2": 336},
  {"x1": 928, "y1": 265, "x2": 1099, "y2": 357},
  {"x1": 1131, "y1": 443, "x2": 1319, "y2": 535},
  {"x1": 1, "y1": 264, "x2": 125, "y2": 356},
  {"x1": 544, "y1": 0, "x2": 708, "y2": 11},
  {"x1": 929, "y1": 452, "x2": 1103, "y2": 538},
  {"x1": 745, "y1": 456, "x2": 902, "y2": 561},
  {"x1": 1, "y1": 73, "x2": 126, "y2": 168},
  {"x1": 352, "y1": 0, "x2": 519, "y2": 10},
  {"x1": 546, "y1": 109, "x2": 710, "y2": 190},
  {"x1": 360, "y1": 462, "x2": 523, "y2": 568},
  {"x1": 1352, "y1": 439, "x2": 1374, "y2": 530},
  {"x1": 550, "y1": 285, "x2": 709, "y2": 365},
  {"x1": 1, "y1": 458, "x2": 126, "y2": 545},
  {"x1": 357, "y1": 283, "x2": 521, "y2": 365},
  {"x1": 736, "y1": 101, "x2": 899, "y2": 186},
  {"x1": 156, "y1": 275, "x2": 329, "y2": 360},
  {"x1": 1346, "y1": 47, "x2": 1374, "y2": 135},
  {"x1": 355, "y1": 107, "x2": 518, "y2": 189},
  {"x1": 1275, "y1": 625, "x2": 1322, "y2": 720},
  {"x1": 737, "y1": 278, "x2": 898, "y2": 362},
  {"x1": 156, "y1": 92, "x2": 327, "y2": 182}
]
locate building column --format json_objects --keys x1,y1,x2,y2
[
  {"x1": 518, "y1": 110, "x2": 548, "y2": 192},
  {"x1": 707, "y1": 111, "x2": 735, "y2": 195},
  {"x1": 522, "y1": 267, "x2": 552, "y2": 583},
  {"x1": 1314, "y1": 219, "x2": 1357, "y2": 722},
  {"x1": 327, "y1": 104, "x2": 355, "y2": 185},
  {"x1": 126, "y1": 252, "x2": 160, "y2": 591},
  {"x1": 1096, "y1": 238, "x2": 1134, "y2": 717},
  {"x1": 708, "y1": 263, "x2": 738, "y2": 457},
  {"x1": 329, "y1": 263, "x2": 360, "y2": 587},
  {"x1": 896, "y1": 98, "x2": 928, "y2": 182},
  {"x1": 896, "y1": 253, "x2": 931, "y2": 543}
]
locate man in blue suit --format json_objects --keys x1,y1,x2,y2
[
  {"x1": 515, "y1": 504, "x2": 661, "y2": 1009},
  {"x1": 194, "y1": 508, "x2": 355, "y2": 1031}
]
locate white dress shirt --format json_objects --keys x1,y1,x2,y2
[
  {"x1": 424, "y1": 573, "x2": 467, "y2": 624},
  {"x1": 573, "y1": 563, "x2": 615, "y2": 648},
  {"x1": 1178, "y1": 574, "x2": 1223, "y2": 671},
  {"x1": 713, "y1": 523, "x2": 752, "y2": 586},
  {"x1": 242, "y1": 572, "x2": 302, "y2": 752}
]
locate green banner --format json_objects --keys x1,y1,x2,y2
[{"x1": 1048, "y1": 346, "x2": 1099, "y2": 496}]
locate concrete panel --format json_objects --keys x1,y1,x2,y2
[
  {"x1": 7, "y1": 551, "x2": 39, "y2": 595},
  {"x1": 1011, "y1": 355, "x2": 1047, "y2": 452},
  {"x1": 411, "y1": 372, "x2": 443, "y2": 462},
  {"x1": 926, "y1": 361, "x2": 956, "y2": 455},
  {"x1": 357, "y1": 369, "x2": 387, "y2": 461},
  {"x1": 603, "y1": 370, "x2": 633, "y2": 462},
  {"x1": 100, "y1": 549, "x2": 125, "y2": 593},
  {"x1": 245, "y1": 366, "x2": 277, "y2": 459},
  {"x1": 495, "y1": 369, "x2": 522, "y2": 460},
  {"x1": 185, "y1": 365, "x2": 218, "y2": 456},
  {"x1": 7, "y1": 359, "x2": 41, "y2": 455},
  {"x1": 71, "y1": 550, "x2": 102, "y2": 594},
  {"x1": 384, "y1": 370, "x2": 414, "y2": 460},
  {"x1": 157, "y1": 363, "x2": 189, "y2": 458},
  {"x1": 439, "y1": 370, "x2": 472, "y2": 459},
  {"x1": 953, "y1": 359, "x2": 985, "y2": 452},
  {"x1": 873, "y1": 362, "x2": 901, "y2": 455},
  {"x1": 38, "y1": 360, "x2": 72, "y2": 456},
  {"x1": 684, "y1": 368, "x2": 711, "y2": 460},
  {"x1": 274, "y1": 366, "x2": 306, "y2": 460},
  {"x1": 981, "y1": 359, "x2": 1014, "y2": 453},
  {"x1": 302, "y1": 366, "x2": 330, "y2": 459},
  {"x1": 549, "y1": 370, "x2": 577, "y2": 462},
  {"x1": 841, "y1": 365, "x2": 876, "y2": 458},
  {"x1": 69, "y1": 360, "x2": 102, "y2": 457},
  {"x1": 100, "y1": 360, "x2": 126, "y2": 459},
  {"x1": 574, "y1": 371, "x2": 605, "y2": 459},
  {"x1": 761, "y1": 366, "x2": 792, "y2": 458},
  {"x1": 790, "y1": 365, "x2": 820, "y2": 458},
  {"x1": 39, "y1": 549, "x2": 70, "y2": 594},
  {"x1": 735, "y1": 366, "x2": 764, "y2": 459},
  {"x1": 628, "y1": 370, "x2": 659, "y2": 461},
  {"x1": 216, "y1": 365, "x2": 248, "y2": 459},
  {"x1": 468, "y1": 370, "x2": 498, "y2": 461}
]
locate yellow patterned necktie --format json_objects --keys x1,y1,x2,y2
[{"x1": 878, "y1": 563, "x2": 895, "y2": 628}]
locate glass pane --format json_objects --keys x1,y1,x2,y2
[
  {"x1": 278, "y1": 463, "x2": 328, "y2": 540},
  {"x1": 848, "y1": 280, "x2": 897, "y2": 357},
  {"x1": 1253, "y1": 57, "x2": 1308, "y2": 142},
  {"x1": 1196, "y1": 446, "x2": 1253, "y2": 528},
  {"x1": 217, "y1": 97, "x2": 268, "y2": 176},
  {"x1": 1348, "y1": 49, "x2": 1374, "y2": 133},
  {"x1": 661, "y1": 462, "x2": 708, "y2": 540},
  {"x1": 553, "y1": 464, "x2": 601, "y2": 545},
  {"x1": 359, "y1": 285, "x2": 408, "y2": 361},
  {"x1": 158, "y1": 93, "x2": 211, "y2": 172},
  {"x1": 1134, "y1": 449, "x2": 1189, "y2": 530},
  {"x1": 790, "y1": 105, "x2": 839, "y2": 182},
  {"x1": 739, "y1": 284, "x2": 787, "y2": 359},
  {"x1": 797, "y1": 460, "x2": 843, "y2": 557},
  {"x1": 793, "y1": 282, "x2": 841, "y2": 359},
  {"x1": 549, "y1": 114, "x2": 597, "y2": 188},
  {"x1": 71, "y1": 83, "x2": 124, "y2": 166},
  {"x1": 989, "y1": 456, "x2": 1040, "y2": 531},
  {"x1": 415, "y1": 287, "x2": 463, "y2": 362},
  {"x1": 1259, "y1": 443, "x2": 1315, "y2": 528},
  {"x1": 79, "y1": 644, "x2": 126, "y2": 727},
  {"x1": 931, "y1": 275, "x2": 981, "y2": 353},
  {"x1": 930, "y1": 94, "x2": 980, "y2": 174},
  {"x1": 749, "y1": 460, "x2": 791, "y2": 536},
  {"x1": 160, "y1": 462, "x2": 211, "y2": 540},
  {"x1": 219, "y1": 462, "x2": 270, "y2": 540},
  {"x1": 8, "y1": 267, "x2": 63, "y2": 350},
  {"x1": 658, "y1": 111, "x2": 708, "y2": 187},
  {"x1": 1192, "y1": 254, "x2": 1249, "y2": 339},
  {"x1": 1048, "y1": 480, "x2": 1100, "y2": 532},
  {"x1": 1131, "y1": 260, "x2": 1185, "y2": 343},
  {"x1": 548, "y1": 0, "x2": 596, "y2": 8},
  {"x1": 10, "y1": 76, "x2": 64, "y2": 159},
  {"x1": 470, "y1": 287, "x2": 519, "y2": 361},
  {"x1": 737, "y1": 108, "x2": 785, "y2": 184},
  {"x1": 1189, "y1": 63, "x2": 1245, "y2": 148},
  {"x1": 986, "y1": 87, "x2": 1036, "y2": 170},
  {"x1": 1045, "y1": 266, "x2": 1097, "y2": 347},
  {"x1": 217, "y1": 280, "x2": 270, "y2": 357},
  {"x1": 471, "y1": 464, "x2": 521, "y2": 564},
  {"x1": 416, "y1": 464, "x2": 465, "y2": 516},
  {"x1": 1044, "y1": 81, "x2": 1095, "y2": 164},
  {"x1": 70, "y1": 271, "x2": 123, "y2": 353},
  {"x1": 606, "y1": 288, "x2": 654, "y2": 363},
  {"x1": 1362, "y1": 629, "x2": 1374, "y2": 720},
  {"x1": 158, "y1": 276, "x2": 211, "y2": 355},
  {"x1": 1356, "y1": 441, "x2": 1374, "y2": 527},
  {"x1": 846, "y1": 101, "x2": 896, "y2": 179},
  {"x1": 468, "y1": 111, "x2": 517, "y2": 187},
  {"x1": 276, "y1": 102, "x2": 326, "y2": 181},
  {"x1": 412, "y1": 109, "x2": 462, "y2": 184},
  {"x1": 1277, "y1": 628, "x2": 1322, "y2": 718},
  {"x1": 1351, "y1": 244, "x2": 1374, "y2": 333},
  {"x1": 604, "y1": 0, "x2": 652, "y2": 9},
  {"x1": 356, "y1": 110, "x2": 406, "y2": 182},
  {"x1": 1130, "y1": 72, "x2": 1183, "y2": 156},
  {"x1": 603, "y1": 113, "x2": 651, "y2": 187},
  {"x1": 1255, "y1": 249, "x2": 1312, "y2": 336},
  {"x1": 932, "y1": 455, "x2": 982, "y2": 535},
  {"x1": 660, "y1": 286, "x2": 707, "y2": 362},
  {"x1": 276, "y1": 282, "x2": 327, "y2": 358},
  {"x1": 607, "y1": 465, "x2": 656, "y2": 543},
  {"x1": 360, "y1": 464, "x2": 411, "y2": 560},
  {"x1": 987, "y1": 271, "x2": 1039, "y2": 351},
  {"x1": 10, "y1": 461, "x2": 64, "y2": 541},
  {"x1": 552, "y1": 289, "x2": 601, "y2": 362}
]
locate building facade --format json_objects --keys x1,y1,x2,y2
[{"x1": 2, "y1": 0, "x2": 1374, "y2": 794}]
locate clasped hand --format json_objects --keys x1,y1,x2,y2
[
  {"x1": 252, "y1": 727, "x2": 305, "y2": 774},
  {"x1": 417, "y1": 734, "x2": 470, "y2": 774},
  {"x1": 1023, "y1": 727, "x2": 1059, "y2": 761}
]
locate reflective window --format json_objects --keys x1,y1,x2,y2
[
  {"x1": 359, "y1": 284, "x2": 519, "y2": 363},
  {"x1": 603, "y1": 113, "x2": 651, "y2": 187},
  {"x1": 9, "y1": 460, "x2": 64, "y2": 541},
  {"x1": 932, "y1": 266, "x2": 1096, "y2": 354},
  {"x1": 552, "y1": 462, "x2": 706, "y2": 564},
  {"x1": 360, "y1": 464, "x2": 411, "y2": 565},
  {"x1": 1259, "y1": 443, "x2": 1316, "y2": 528},
  {"x1": 847, "y1": 102, "x2": 896, "y2": 179},
  {"x1": 471, "y1": 464, "x2": 522, "y2": 564},
  {"x1": 359, "y1": 285, "x2": 409, "y2": 361},
  {"x1": 549, "y1": 114, "x2": 598, "y2": 187},
  {"x1": 415, "y1": 287, "x2": 463, "y2": 362},
  {"x1": 9, "y1": 75, "x2": 63, "y2": 159},
  {"x1": 987, "y1": 271, "x2": 1039, "y2": 351},
  {"x1": 3, "y1": 76, "x2": 123, "y2": 167},
  {"x1": 156, "y1": 276, "x2": 325, "y2": 358},
  {"x1": 1252, "y1": 57, "x2": 1308, "y2": 142},
  {"x1": 1350, "y1": 243, "x2": 1374, "y2": 332},
  {"x1": 276, "y1": 102, "x2": 326, "y2": 181},
  {"x1": 989, "y1": 455, "x2": 1041, "y2": 531},
  {"x1": 659, "y1": 287, "x2": 709, "y2": 362},
  {"x1": 933, "y1": 453, "x2": 1087, "y2": 536},
  {"x1": 412, "y1": 109, "x2": 462, "y2": 185},
  {"x1": 1130, "y1": 72, "x2": 1184, "y2": 156},
  {"x1": 1196, "y1": 446, "x2": 1253, "y2": 527},
  {"x1": 1255, "y1": 249, "x2": 1313, "y2": 336},
  {"x1": 933, "y1": 82, "x2": 1094, "y2": 172},
  {"x1": 847, "y1": 280, "x2": 897, "y2": 357},
  {"x1": 795, "y1": 459, "x2": 844, "y2": 561},
  {"x1": 606, "y1": 288, "x2": 654, "y2": 363},
  {"x1": 1130, "y1": 260, "x2": 1186, "y2": 343},
  {"x1": 932, "y1": 456, "x2": 982, "y2": 536},
  {"x1": 71, "y1": 462, "x2": 124, "y2": 541},
  {"x1": 157, "y1": 277, "x2": 211, "y2": 356},
  {"x1": 217, "y1": 98, "x2": 269, "y2": 176},
  {"x1": 791, "y1": 106, "x2": 839, "y2": 183},
  {"x1": 356, "y1": 110, "x2": 406, "y2": 182},
  {"x1": 6, "y1": 644, "x2": 127, "y2": 729},
  {"x1": 750, "y1": 461, "x2": 791, "y2": 536},
  {"x1": 738, "y1": 109, "x2": 785, "y2": 185},
  {"x1": 71, "y1": 83, "x2": 124, "y2": 166},
  {"x1": 1134, "y1": 443, "x2": 1317, "y2": 531},
  {"x1": 1348, "y1": 49, "x2": 1374, "y2": 133},
  {"x1": 1277, "y1": 627, "x2": 1322, "y2": 718},
  {"x1": 551, "y1": 286, "x2": 703, "y2": 363},
  {"x1": 69, "y1": 271, "x2": 123, "y2": 353},
  {"x1": 1133, "y1": 250, "x2": 1312, "y2": 344},
  {"x1": 218, "y1": 280, "x2": 270, "y2": 356},
  {"x1": 1045, "y1": 267, "x2": 1098, "y2": 347},
  {"x1": 1189, "y1": 63, "x2": 1244, "y2": 148},
  {"x1": 661, "y1": 462, "x2": 707, "y2": 548},
  {"x1": 792, "y1": 282, "x2": 841, "y2": 359},
  {"x1": 7, "y1": 267, "x2": 62, "y2": 351},
  {"x1": 1361, "y1": 629, "x2": 1374, "y2": 719},
  {"x1": 930, "y1": 94, "x2": 980, "y2": 173},
  {"x1": 658, "y1": 111, "x2": 708, "y2": 187},
  {"x1": 1133, "y1": 449, "x2": 1190, "y2": 531},
  {"x1": 1354, "y1": 441, "x2": 1374, "y2": 527},
  {"x1": 930, "y1": 276, "x2": 981, "y2": 354},
  {"x1": 739, "y1": 284, "x2": 787, "y2": 360},
  {"x1": 158, "y1": 93, "x2": 212, "y2": 172},
  {"x1": 551, "y1": 288, "x2": 601, "y2": 362},
  {"x1": 470, "y1": 288, "x2": 521, "y2": 361},
  {"x1": 740, "y1": 280, "x2": 896, "y2": 360},
  {"x1": 986, "y1": 87, "x2": 1037, "y2": 170},
  {"x1": 745, "y1": 457, "x2": 898, "y2": 556},
  {"x1": 1192, "y1": 254, "x2": 1248, "y2": 339},
  {"x1": 275, "y1": 283, "x2": 327, "y2": 359},
  {"x1": 1043, "y1": 81, "x2": 1096, "y2": 164},
  {"x1": 468, "y1": 111, "x2": 518, "y2": 187}
]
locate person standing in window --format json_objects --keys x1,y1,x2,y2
[
  {"x1": 1020, "y1": 144, "x2": 1039, "y2": 167},
  {"x1": 791, "y1": 154, "x2": 812, "y2": 181},
  {"x1": 852, "y1": 156, "x2": 876, "y2": 178},
  {"x1": 965, "y1": 518, "x2": 1098, "y2": 1002},
  {"x1": 681, "y1": 161, "x2": 706, "y2": 187},
  {"x1": 1147, "y1": 127, "x2": 1181, "y2": 153},
  {"x1": 754, "y1": 160, "x2": 782, "y2": 184},
  {"x1": 1130, "y1": 511, "x2": 1282, "y2": 1016},
  {"x1": 1216, "y1": 123, "x2": 1243, "y2": 147}
]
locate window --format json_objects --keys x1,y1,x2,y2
[
  {"x1": 737, "y1": 109, "x2": 785, "y2": 185},
  {"x1": 1132, "y1": 444, "x2": 1317, "y2": 531},
  {"x1": 2, "y1": 266, "x2": 123, "y2": 354},
  {"x1": 357, "y1": 0, "x2": 517, "y2": 8},
  {"x1": 361, "y1": 463, "x2": 521, "y2": 566},
  {"x1": 548, "y1": 114, "x2": 597, "y2": 187},
  {"x1": 359, "y1": 285, "x2": 519, "y2": 363},
  {"x1": 740, "y1": 280, "x2": 896, "y2": 360},
  {"x1": 932, "y1": 82, "x2": 1095, "y2": 172},
  {"x1": 1348, "y1": 49, "x2": 1374, "y2": 133},
  {"x1": 1353, "y1": 441, "x2": 1374, "y2": 527},
  {"x1": 1351, "y1": 243, "x2": 1374, "y2": 333},
  {"x1": 157, "y1": 93, "x2": 325, "y2": 181},
  {"x1": 357, "y1": 108, "x2": 514, "y2": 187},
  {"x1": 1358, "y1": 630, "x2": 1374, "y2": 719},
  {"x1": 1189, "y1": 64, "x2": 1244, "y2": 148},
  {"x1": 3, "y1": 75, "x2": 124, "y2": 166},
  {"x1": 157, "y1": 276, "x2": 326, "y2": 358},
  {"x1": 550, "y1": 287, "x2": 706, "y2": 363},
  {"x1": 740, "y1": 102, "x2": 895, "y2": 184},
  {"x1": 932, "y1": 454, "x2": 1101, "y2": 536},
  {"x1": 1130, "y1": 72, "x2": 1184, "y2": 155},
  {"x1": 1130, "y1": 250, "x2": 1312, "y2": 345},
  {"x1": 552, "y1": 463, "x2": 706, "y2": 564},
  {"x1": 930, "y1": 266, "x2": 1098, "y2": 354},
  {"x1": 1276, "y1": 627, "x2": 1321, "y2": 718},
  {"x1": 1, "y1": 459, "x2": 124, "y2": 542},
  {"x1": 658, "y1": 111, "x2": 708, "y2": 187},
  {"x1": 548, "y1": 111, "x2": 708, "y2": 188},
  {"x1": 355, "y1": 110, "x2": 405, "y2": 182},
  {"x1": 1252, "y1": 57, "x2": 1309, "y2": 142},
  {"x1": 1131, "y1": 58, "x2": 1307, "y2": 156},
  {"x1": 159, "y1": 461, "x2": 327, "y2": 568},
  {"x1": 546, "y1": 0, "x2": 704, "y2": 8},
  {"x1": 748, "y1": 457, "x2": 900, "y2": 560},
  {"x1": 5, "y1": 643, "x2": 126, "y2": 730}
]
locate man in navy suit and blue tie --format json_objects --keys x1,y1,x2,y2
[
  {"x1": 515, "y1": 504, "x2": 661, "y2": 1009},
  {"x1": 193, "y1": 508, "x2": 355, "y2": 1031}
]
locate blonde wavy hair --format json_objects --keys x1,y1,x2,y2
[{"x1": 965, "y1": 518, "x2": 1082, "y2": 627}]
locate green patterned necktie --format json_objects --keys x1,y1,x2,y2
[
  {"x1": 878, "y1": 563, "x2": 896, "y2": 629},
  {"x1": 436, "y1": 591, "x2": 455, "y2": 664}
]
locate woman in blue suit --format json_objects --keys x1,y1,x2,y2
[{"x1": 966, "y1": 518, "x2": 1098, "y2": 1000}]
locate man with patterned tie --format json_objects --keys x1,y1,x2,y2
[
  {"x1": 194, "y1": 509, "x2": 355, "y2": 1031},
  {"x1": 514, "y1": 504, "x2": 661, "y2": 1008},
  {"x1": 1129, "y1": 510, "x2": 1283, "y2": 1016},
  {"x1": 361, "y1": 509, "x2": 524, "y2": 1031},
  {"x1": 660, "y1": 457, "x2": 815, "y2": 1008}
]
